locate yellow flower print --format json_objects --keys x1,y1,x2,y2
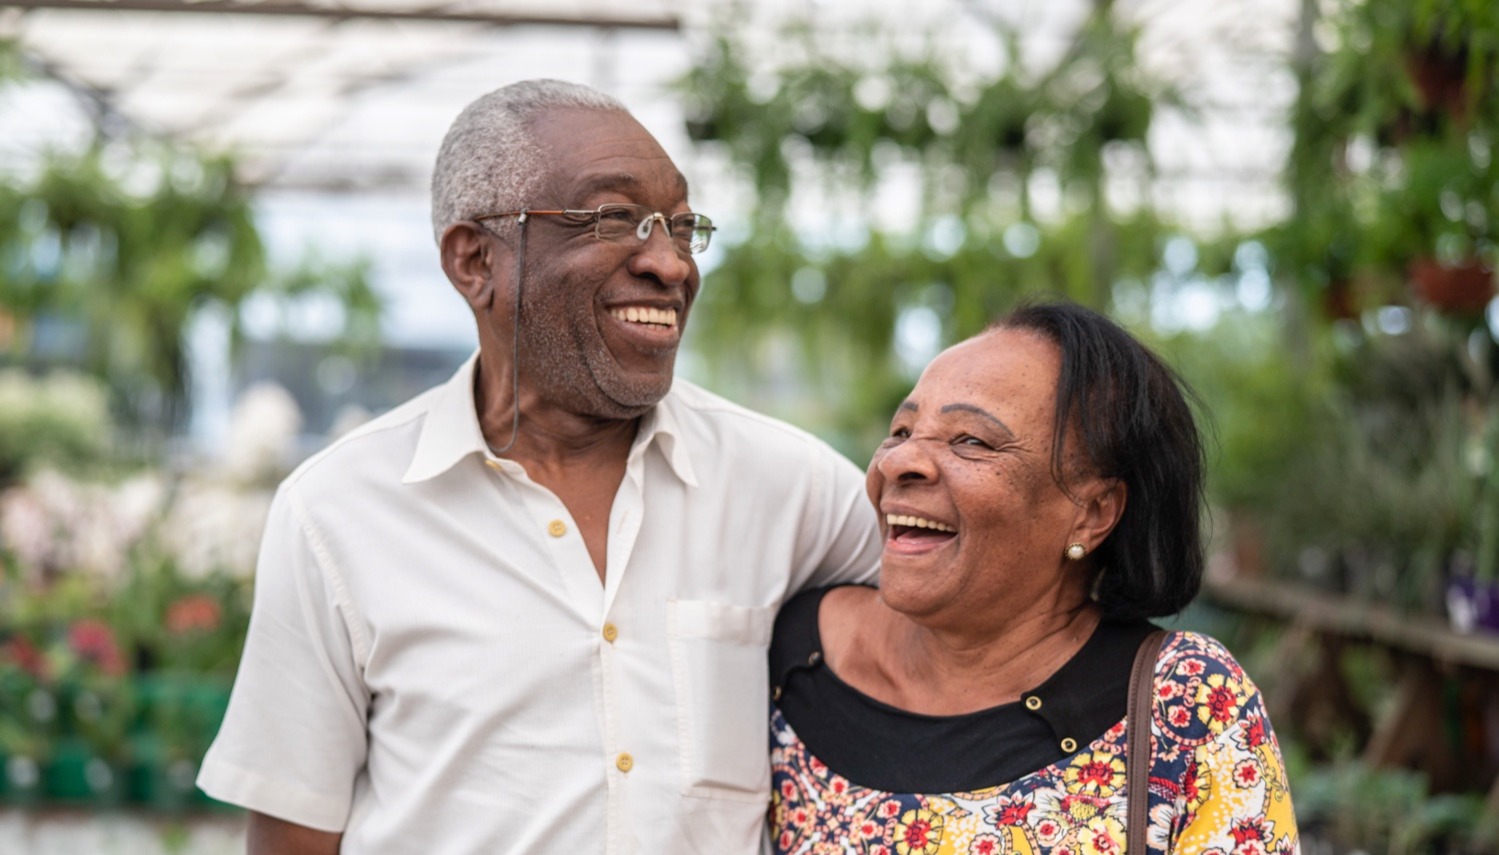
[
  {"x1": 893, "y1": 808, "x2": 945, "y2": 855},
  {"x1": 1182, "y1": 757, "x2": 1211, "y2": 818},
  {"x1": 1064, "y1": 751, "x2": 1126, "y2": 798},
  {"x1": 1077, "y1": 816, "x2": 1125, "y2": 855},
  {"x1": 1194, "y1": 673, "x2": 1248, "y2": 734}
]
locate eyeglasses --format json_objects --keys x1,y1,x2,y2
[{"x1": 476, "y1": 204, "x2": 716, "y2": 255}]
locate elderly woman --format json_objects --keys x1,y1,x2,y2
[{"x1": 769, "y1": 302, "x2": 1298, "y2": 854}]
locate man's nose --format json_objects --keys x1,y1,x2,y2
[{"x1": 628, "y1": 221, "x2": 693, "y2": 287}]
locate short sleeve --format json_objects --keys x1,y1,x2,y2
[
  {"x1": 1161, "y1": 634, "x2": 1300, "y2": 853},
  {"x1": 787, "y1": 441, "x2": 881, "y2": 594},
  {"x1": 196, "y1": 484, "x2": 371, "y2": 832}
]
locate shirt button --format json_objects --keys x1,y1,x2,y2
[
  {"x1": 1025, "y1": 696, "x2": 1043, "y2": 711},
  {"x1": 1060, "y1": 737, "x2": 1078, "y2": 753},
  {"x1": 602, "y1": 623, "x2": 619, "y2": 643},
  {"x1": 615, "y1": 752, "x2": 634, "y2": 773},
  {"x1": 547, "y1": 519, "x2": 567, "y2": 537}
]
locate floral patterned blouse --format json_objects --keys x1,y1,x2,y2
[{"x1": 769, "y1": 610, "x2": 1299, "y2": 855}]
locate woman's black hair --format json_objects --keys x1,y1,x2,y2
[{"x1": 992, "y1": 301, "x2": 1207, "y2": 620}]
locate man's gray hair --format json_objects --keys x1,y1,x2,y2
[{"x1": 430, "y1": 79, "x2": 627, "y2": 244}]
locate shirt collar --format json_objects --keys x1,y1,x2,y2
[{"x1": 402, "y1": 351, "x2": 698, "y2": 488}]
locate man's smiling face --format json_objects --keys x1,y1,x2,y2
[{"x1": 507, "y1": 107, "x2": 701, "y2": 420}]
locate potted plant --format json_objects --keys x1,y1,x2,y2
[
  {"x1": 1373, "y1": 140, "x2": 1499, "y2": 316},
  {"x1": 0, "y1": 633, "x2": 53, "y2": 805}
]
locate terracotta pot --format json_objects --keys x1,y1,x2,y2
[
  {"x1": 1322, "y1": 278, "x2": 1358, "y2": 321},
  {"x1": 1406, "y1": 44, "x2": 1471, "y2": 120},
  {"x1": 1408, "y1": 256, "x2": 1495, "y2": 315}
]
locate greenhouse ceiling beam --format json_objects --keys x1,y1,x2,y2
[{"x1": 8, "y1": 0, "x2": 679, "y2": 30}]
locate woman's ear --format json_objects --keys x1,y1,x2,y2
[
  {"x1": 439, "y1": 222, "x2": 504, "y2": 312},
  {"x1": 1071, "y1": 478, "x2": 1127, "y2": 552}
]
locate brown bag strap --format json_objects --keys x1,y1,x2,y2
[{"x1": 1126, "y1": 629, "x2": 1167, "y2": 854}]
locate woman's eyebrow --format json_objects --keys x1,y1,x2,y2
[{"x1": 939, "y1": 402, "x2": 1016, "y2": 439}]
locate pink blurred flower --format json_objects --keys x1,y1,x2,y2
[
  {"x1": 68, "y1": 619, "x2": 126, "y2": 677},
  {"x1": 1, "y1": 636, "x2": 50, "y2": 680},
  {"x1": 165, "y1": 594, "x2": 222, "y2": 635}
]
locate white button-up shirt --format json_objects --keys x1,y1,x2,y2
[{"x1": 197, "y1": 354, "x2": 881, "y2": 854}]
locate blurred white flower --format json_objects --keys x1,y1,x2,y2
[
  {"x1": 0, "y1": 469, "x2": 170, "y2": 587},
  {"x1": 0, "y1": 487, "x2": 55, "y2": 582},
  {"x1": 159, "y1": 479, "x2": 273, "y2": 580},
  {"x1": 222, "y1": 383, "x2": 303, "y2": 486}
]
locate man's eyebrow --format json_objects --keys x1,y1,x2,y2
[
  {"x1": 939, "y1": 402, "x2": 1015, "y2": 438},
  {"x1": 576, "y1": 171, "x2": 691, "y2": 200}
]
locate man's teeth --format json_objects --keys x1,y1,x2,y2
[
  {"x1": 886, "y1": 514, "x2": 956, "y2": 533},
  {"x1": 611, "y1": 306, "x2": 677, "y2": 327}
]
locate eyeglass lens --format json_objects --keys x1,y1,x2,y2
[{"x1": 595, "y1": 205, "x2": 713, "y2": 254}]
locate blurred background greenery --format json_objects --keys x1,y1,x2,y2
[{"x1": 3, "y1": 0, "x2": 1499, "y2": 850}]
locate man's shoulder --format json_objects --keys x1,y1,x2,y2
[
  {"x1": 279, "y1": 385, "x2": 443, "y2": 495},
  {"x1": 666, "y1": 378, "x2": 842, "y2": 456}
]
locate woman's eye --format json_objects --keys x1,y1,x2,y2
[
  {"x1": 955, "y1": 435, "x2": 990, "y2": 448},
  {"x1": 888, "y1": 427, "x2": 910, "y2": 440}
]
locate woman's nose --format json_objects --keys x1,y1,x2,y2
[{"x1": 874, "y1": 436, "x2": 939, "y2": 483}]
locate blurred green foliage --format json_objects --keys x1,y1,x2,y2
[
  {"x1": 679, "y1": 3, "x2": 1182, "y2": 455},
  {"x1": 0, "y1": 145, "x2": 383, "y2": 433}
]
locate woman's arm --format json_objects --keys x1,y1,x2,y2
[{"x1": 247, "y1": 811, "x2": 343, "y2": 855}]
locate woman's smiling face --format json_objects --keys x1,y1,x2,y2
[{"x1": 866, "y1": 328, "x2": 1102, "y2": 627}]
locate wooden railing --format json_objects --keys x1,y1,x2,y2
[{"x1": 1201, "y1": 575, "x2": 1499, "y2": 810}]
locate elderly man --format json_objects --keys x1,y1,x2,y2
[{"x1": 196, "y1": 80, "x2": 880, "y2": 854}]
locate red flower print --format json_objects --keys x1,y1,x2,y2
[
  {"x1": 781, "y1": 781, "x2": 797, "y2": 800},
  {"x1": 1086, "y1": 825, "x2": 1122, "y2": 854},
  {"x1": 791, "y1": 808, "x2": 809, "y2": 825},
  {"x1": 779, "y1": 831, "x2": 793, "y2": 849},
  {"x1": 1077, "y1": 759, "x2": 1115, "y2": 788},
  {"x1": 1231, "y1": 819, "x2": 1267, "y2": 844},
  {"x1": 1157, "y1": 682, "x2": 1181, "y2": 700},
  {"x1": 860, "y1": 822, "x2": 878, "y2": 839},
  {"x1": 871, "y1": 847, "x2": 890, "y2": 855},
  {"x1": 831, "y1": 778, "x2": 848, "y2": 795},
  {"x1": 998, "y1": 800, "x2": 1033, "y2": 824},
  {"x1": 881, "y1": 800, "x2": 902, "y2": 818},
  {"x1": 1234, "y1": 761, "x2": 1260, "y2": 787},
  {"x1": 1244, "y1": 716, "x2": 1267, "y2": 748},
  {"x1": 902, "y1": 819, "x2": 933, "y2": 847},
  {"x1": 1205, "y1": 685, "x2": 1236, "y2": 721},
  {"x1": 1038, "y1": 820, "x2": 1061, "y2": 837},
  {"x1": 1170, "y1": 706, "x2": 1191, "y2": 727},
  {"x1": 1107, "y1": 721, "x2": 1125, "y2": 738},
  {"x1": 1180, "y1": 658, "x2": 1206, "y2": 676},
  {"x1": 970, "y1": 834, "x2": 1001, "y2": 855},
  {"x1": 810, "y1": 757, "x2": 828, "y2": 777}
]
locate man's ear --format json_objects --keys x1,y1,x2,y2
[
  {"x1": 1069, "y1": 478, "x2": 1127, "y2": 553},
  {"x1": 439, "y1": 221, "x2": 505, "y2": 312}
]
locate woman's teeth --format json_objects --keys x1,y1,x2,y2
[
  {"x1": 611, "y1": 306, "x2": 677, "y2": 327},
  {"x1": 886, "y1": 514, "x2": 955, "y2": 533}
]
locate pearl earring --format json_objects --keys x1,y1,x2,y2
[{"x1": 1065, "y1": 542, "x2": 1087, "y2": 561}]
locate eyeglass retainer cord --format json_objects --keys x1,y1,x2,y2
[{"x1": 488, "y1": 211, "x2": 527, "y2": 455}]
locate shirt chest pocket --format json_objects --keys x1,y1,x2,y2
[{"x1": 667, "y1": 599, "x2": 775, "y2": 802}]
